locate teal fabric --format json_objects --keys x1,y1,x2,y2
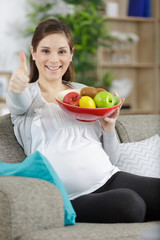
[{"x1": 0, "y1": 151, "x2": 76, "y2": 225}]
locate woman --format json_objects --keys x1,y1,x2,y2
[{"x1": 6, "y1": 19, "x2": 160, "y2": 223}]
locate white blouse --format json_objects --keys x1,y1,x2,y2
[{"x1": 31, "y1": 100, "x2": 119, "y2": 200}]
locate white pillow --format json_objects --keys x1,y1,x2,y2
[{"x1": 117, "y1": 134, "x2": 160, "y2": 178}]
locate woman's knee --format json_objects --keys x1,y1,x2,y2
[{"x1": 120, "y1": 189, "x2": 146, "y2": 222}]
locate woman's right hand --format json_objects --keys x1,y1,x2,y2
[{"x1": 9, "y1": 51, "x2": 29, "y2": 94}]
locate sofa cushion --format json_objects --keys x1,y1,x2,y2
[
  {"x1": 17, "y1": 222, "x2": 160, "y2": 240},
  {"x1": 117, "y1": 134, "x2": 160, "y2": 178},
  {"x1": 0, "y1": 151, "x2": 76, "y2": 225},
  {"x1": 0, "y1": 114, "x2": 26, "y2": 163}
]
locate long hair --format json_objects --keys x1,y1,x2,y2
[{"x1": 29, "y1": 19, "x2": 75, "y2": 83}]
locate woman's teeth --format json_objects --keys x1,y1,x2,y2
[{"x1": 47, "y1": 66, "x2": 61, "y2": 71}]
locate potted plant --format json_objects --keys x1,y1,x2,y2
[
  {"x1": 23, "y1": 0, "x2": 112, "y2": 86},
  {"x1": 103, "y1": 69, "x2": 115, "y2": 90}
]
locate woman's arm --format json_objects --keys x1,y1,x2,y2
[
  {"x1": 102, "y1": 129, "x2": 120, "y2": 165},
  {"x1": 100, "y1": 94, "x2": 125, "y2": 165},
  {"x1": 6, "y1": 89, "x2": 32, "y2": 115},
  {"x1": 6, "y1": 51, "x2": 31, "y2": 115}
]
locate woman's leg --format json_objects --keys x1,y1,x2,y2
[
  {"x1": 71, "y1": 188, "x2": 146, "y2": 223},
  {"x1": 97, "y1": 171, "x2": 160, "y2": 221}
]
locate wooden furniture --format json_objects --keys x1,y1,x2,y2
[
  {"x1": 0, "y1": 102, "x2": 9, "y2": 116},
  {"x1": 98, "y1": 0, "x2": 160, "y2": 114}
]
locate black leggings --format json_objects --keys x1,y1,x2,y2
[{"x1": 71, "y1": 172, "x2": 160, "y2": 223}]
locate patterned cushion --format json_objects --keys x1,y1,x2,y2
[{"x1": 117, "y1": 134, "x2": 160, "y2": 178}]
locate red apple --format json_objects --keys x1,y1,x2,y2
[{"x1": 63, "y1": 92, "x2": 81, "y2": 106}]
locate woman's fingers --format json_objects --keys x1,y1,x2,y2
[
  {"x1": 19, "y1": 51, "x2": 28, "y2": 75},
  {"x1": 9, "y1": 51, "x2": 29, "y2": 94}
]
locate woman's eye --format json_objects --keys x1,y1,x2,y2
[
  {"x1": 42, "y1": 49, "x2": 49, "y2": 54},
  {"x1": 59, "y1": 50, "x2": 67, "y2": 54}
]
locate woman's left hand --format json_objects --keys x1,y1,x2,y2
[{"x1": 100, "y1": 93, "x2": 125, "y2": 133}]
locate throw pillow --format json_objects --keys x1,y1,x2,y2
[
  {"x1": 0, "y1": 151, "x2": 76, "y2": 225},
  {"x1": 117, "y1": 134, "x2": 160, "y2": 178}
]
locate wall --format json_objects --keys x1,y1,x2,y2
[
  {"x1": 0, "y1": 0, "x2": 73, "y2": 74},
  {"x1": 0, "y1": 0, "x2": 29, "y2": 73}
]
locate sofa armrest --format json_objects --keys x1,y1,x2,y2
[
  {"x1": 116, "y1": 114, "x2": 160, "y2": 143},
  {"x1": 0, "y1": 176, "x2": 64, "y2": 240},
  {"x1": 0, "y1": 114, "x2": 26, "y2": 163}
]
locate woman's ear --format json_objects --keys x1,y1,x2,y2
[{"x1": 30, "y1": 46, "x2": 35, "y2": 60}]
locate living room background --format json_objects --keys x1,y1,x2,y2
[{"x1": 0, "y1": 0, "x2": 159, "y2": 115}]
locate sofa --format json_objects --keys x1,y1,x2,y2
[{"x1": 0, "y1": 113, "x2": 160, "y2": 240}]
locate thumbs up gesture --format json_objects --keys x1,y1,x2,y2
[{"x1": 9, "y1": 51, "x2": 30, "y2": 94}]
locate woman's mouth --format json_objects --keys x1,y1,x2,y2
[{"x1": 46, "y1": 65, "x2": 62, "y2": 72}]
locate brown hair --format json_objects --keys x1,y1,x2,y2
[{"x1": 29, "y1": 19, "x2": 75, "y2": 83}]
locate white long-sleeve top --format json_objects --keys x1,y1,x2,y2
[{"x1": 6, "y1": 81, "x2": 120, "y2": 200}]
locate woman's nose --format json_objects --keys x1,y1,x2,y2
[{"x1": 50, "y1": 52, "x2": 59, "y2": 63}]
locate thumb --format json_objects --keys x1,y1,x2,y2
[{"x1": 19, "y1": 51, "x2": 28, "y2": 75}]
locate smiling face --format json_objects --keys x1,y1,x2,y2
[{"x1": 31, "y1": 33, "x2": 73, "y2": 84}]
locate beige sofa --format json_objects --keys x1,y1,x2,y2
[{"x1": 0, "y1": 114, "x2": 160, "y2": 240}]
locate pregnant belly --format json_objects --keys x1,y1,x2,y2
[{"x1": 44, "y1": 142, "x2": 118, "y2": 200}]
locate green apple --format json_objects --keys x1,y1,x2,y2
[
  {"x1": 94, "y1": 91, "x2": 117, "y2": 108},
  {"x1": 111, "y1": 93, "x2": 117, "y2": 106}
]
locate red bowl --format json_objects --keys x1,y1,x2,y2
[{"x1": 56, "y1": 95, "x2": 122, "y2": 122}]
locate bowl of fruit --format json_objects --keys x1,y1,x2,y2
[{"x1": 56, "y1": 87, "x2": 122, "y2": 122}]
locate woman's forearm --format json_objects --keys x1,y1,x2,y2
[
  {"x1": 6, "y1": 88, "x2": 32, "y2": 115},
  {"x1": 102, "y1": 130, "x2": 120, "y2": 165}
]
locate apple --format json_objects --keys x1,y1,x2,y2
[
  {"x1": 63, "y1": 92, "x2": 81, "y2": 106},
  {"x1": 111, "y1": 93, "x2": 117, "y2": 106},
  {"x1": 56, "y1": 89, "x2": 81, "y2": 102},
  {"x1": 93, "y1": 91, "x2": 117, "y2": 108}
]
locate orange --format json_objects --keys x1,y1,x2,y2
[{"x1": 79, "y1": 96, "x2": 96, "y2": 108}]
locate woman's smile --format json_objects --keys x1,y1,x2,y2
[{"x1": 45, "y1": 65, "x2": 62, "y2": 72}]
